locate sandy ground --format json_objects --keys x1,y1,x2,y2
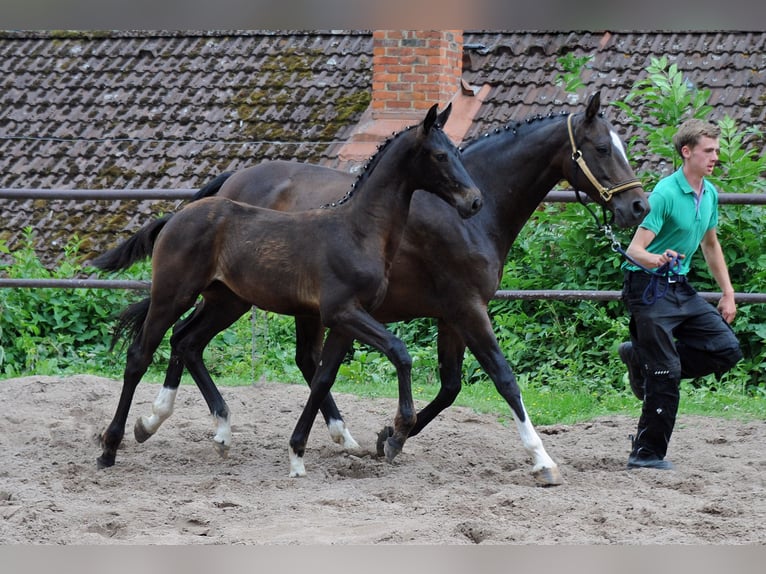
[{"x1": 1, "y1": 374, "x2": 764, "y2": 545}]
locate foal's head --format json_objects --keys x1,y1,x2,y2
[{"x1": 409, "y1": 103, "x2": 483, "y2": 219}]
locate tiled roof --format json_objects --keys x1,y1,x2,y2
[
  {"x1": 0, "y1": 30, "x2": 373, "y2": 264},
  {"x1": 2, "y1": 30, "x2": 764, "y2": 266}
]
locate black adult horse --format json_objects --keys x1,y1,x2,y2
[
  {"x1": 95, "y1": 92, "x2": 648, "y2": 485},
  {"x1": 96, "y1": 103, "x2": 483, "y2": 473}
]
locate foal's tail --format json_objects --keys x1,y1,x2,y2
[
  {"x1": 89, "y1": 172, "x2": 234, "y2": 272},
  {"x1": 91, "y1": 214, "x2": 172, "y2": 271},
  {"x1": 110, "y1": 297, "x2": 151, "y2": 351}
]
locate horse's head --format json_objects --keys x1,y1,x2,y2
[
  {"x1": 414, "y1": 103, "x2": 483, "y2": 219},
  {"x1": 563, "y1": 91, "x2": 649, "y2": 228}
]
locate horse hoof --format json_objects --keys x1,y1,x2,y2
[
  {"x1": 533, "y1": 465, "x2": 564, "y2": 486},
  {"x1": 134, "y1": 418, "x2": 154, "y2": 443},
  {"x1": 213, "y1": 440, "x2": 230, "y2": 459},
  {"x1": 376, "y1": 426, "x2": 393, "y2": 457},
  {"x1": 383, "y1": 437, "x2": 403, "y2": 463},
  {"x1": 96, "y1": 454, "x2": 115, "y2": 469}
]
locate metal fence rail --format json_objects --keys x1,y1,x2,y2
[
  {"x1": 2, "y1": 188, "x2": 765, "y2": 304},
  {"x1": 1, "y1": 278, "x2": 765, "y2": 304},
  {"x1": 3, "y1": 188, "x2": 766, "y2": 204}
]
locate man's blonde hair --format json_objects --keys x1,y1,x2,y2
[{"x1": 672, "y1": 118, "x2": 720, "y2": 157}]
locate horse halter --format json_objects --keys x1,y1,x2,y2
[{"x1": 566, "y1": 113, "x2": 642, "y2": 203}]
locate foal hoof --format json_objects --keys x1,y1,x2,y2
[
  {"x1": 376, "y1": 426, "x2": 394, "y2": 457},
  {"x1": 134, "y1": 418, "x2": 154, "y2": 444},
  {"x1": 533, "y1": 465, "x2": 564, "y2": 487}
]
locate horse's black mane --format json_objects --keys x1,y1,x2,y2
[
  {"x1": 321, "y1": 123, "x2": 421, "y2": 209},
  {"x1": 460, "y1": 108, "x2": 607, "y2": 152},
  {"x1": 459, "y1": 110, "x2": 570, "y2": 153},
  {"x1": 320, "y1": 106, "x2": 609, "y2": 208}
]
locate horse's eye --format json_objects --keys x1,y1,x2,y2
[
  {"x1": 596, "y1": 145, "x2": 610, "y2": 155},
  {"x1": 435, "y1": 153, "x2": 448, "y2": 162}
]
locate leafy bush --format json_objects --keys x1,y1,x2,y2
[{"x1": 0, "y1": 229, "x2": 136, "y2": 376}]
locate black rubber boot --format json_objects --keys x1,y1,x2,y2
[{"x1": 627, "y1": 433, "x2": 674, "y2": 470}]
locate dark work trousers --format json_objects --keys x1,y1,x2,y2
[{"x1": 622, "y1": 270, "x2": 742, "y2": 459}]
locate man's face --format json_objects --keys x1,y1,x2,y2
[{"x1": 683, "y1": 136, "x2": 720, "y2": 177}]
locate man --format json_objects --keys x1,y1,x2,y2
[{"x1": 618, "y1": 118, "x2": 743, "y2": 470}]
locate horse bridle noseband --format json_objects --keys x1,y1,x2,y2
[
  {"x1": 566, "y1": 113, "x2": 643, "y2": 203},
  {"x1": 565, "y1": 112, "x2": 646, "y2": 265}
]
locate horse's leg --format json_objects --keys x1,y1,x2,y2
[
  {"x1": 462, "y1": 310, "x2": 562, "y2": 486},
  {"x1": 288, "y1": 329, "x2": 354, "y2": 477},
  {"x1": 376, "y1": 319, "x2": 465, "y2": 454},
  {"x1": 333, "y1": 310, "x2": 415, "y2": 462},
  {"x1": 295, "y1": 316, "x2": 359, "y2": 448}
]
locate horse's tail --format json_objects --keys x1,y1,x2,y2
[
  {"x1": 90, "y1": 214, "x2": 172, "y2": 271},
  {"x1": 110, "y1": 297, "x2": 151, "y2": 351},
  {"x1": 191, "y1": 171, "x2": 233, "y2": 200},
  {"x1": 90, "y1": 172, "x2": 234, "y2": 271}
]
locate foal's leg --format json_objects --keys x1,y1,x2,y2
[
  {"x1": 295, "y1": 316, "x2": 359, "y2": 448},
  {"x1": 170, "y1": 293, "x2": 251, "y2": 457},
  {"x1": 98, "y1": 297, "x2": 191, "y2": 468},
  {"x1": 288, "y1": 330, "x2": 354, "y2": 477},
  {"x1": 134, "y1": 290, "x2": 246, "y2": 454},
  {"x1": 462, "y1": 311, "x2": 562, "y2": 486},
  {"x1": 289, "y1": 310, "x2": 416, "y2": 476},
  {"x1": 98, "y1": 338, "x2": 157, "y2": 468},
  {"x1": 132, "y1": 312, "x2": 193, "y2": 443}
]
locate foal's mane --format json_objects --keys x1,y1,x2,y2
[{"x1": 321, "y1": 123, "x2": 421, "y2": 209}]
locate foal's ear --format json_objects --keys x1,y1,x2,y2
[
  {"x1": 435, "y1": 102, "x2": 452, "y2": 129},
  {"x1": 422, "y1": 103, "x2": 441, "y2": 134},
  {"x1": 585, "y1": 91, "x2": 601, "y2": 122}
]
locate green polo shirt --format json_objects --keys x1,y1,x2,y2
[{"x1": 622, "y1": 167, "x2": 719, "y2": 275}]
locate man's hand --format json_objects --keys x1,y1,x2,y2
[{"x1": 718, "y1": 292, "x2": 737, "y2": 324}]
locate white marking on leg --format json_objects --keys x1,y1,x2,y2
[
  {"x1": 139, "y1": 386, "x2": 178, "y2": 435},
  {"x1": 610, "y1": 129, "x2": 629, "y2": 164},
  {"x1": 212, "y1": 412, "x2": 232, "y2": 457},
  {"x1": 511, "y1": 398, "x2": 562, "y2": 484},
  {"x1": 327, "y1": 418, "x2": 360, "y2": 449},
  {"x1": 289, "y1": 448, "x2": 306, "y2": 478}
]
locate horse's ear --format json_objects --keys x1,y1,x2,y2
[
  {"x1": 436, "y1": 102, "x2": 452, "y2": 129},
  {"x1": 423, "y1": 103, "x2": 440, "y2": 134},
  {"x1": 585, "y1": 91, "x2": 601, "y2": 122}
]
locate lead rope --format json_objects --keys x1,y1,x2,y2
[{"x1": 602, "y1": 225, "x2": 681, "y2": 305}]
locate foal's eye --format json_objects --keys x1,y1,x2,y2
[
  {"x1": 434, "y1": 153, "x2": 448, "y2": 162},
  {"x1": 595, "y1": 145, "x2": 610, "y2": 155}
]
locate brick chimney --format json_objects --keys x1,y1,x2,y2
[
  {"x1": 371, "y1": 30, "x2": 464, "y2": 119},
  {"x1": 333, "y1": 29, "x2": 489, "y2": 171}
]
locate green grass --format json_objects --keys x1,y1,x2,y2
[
  {"x1": 5, "y1": 298, "x2": 763, "y2": 428},
  {"x1": 103, "y1": 327, "x2": 763, "y2": 432}
]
